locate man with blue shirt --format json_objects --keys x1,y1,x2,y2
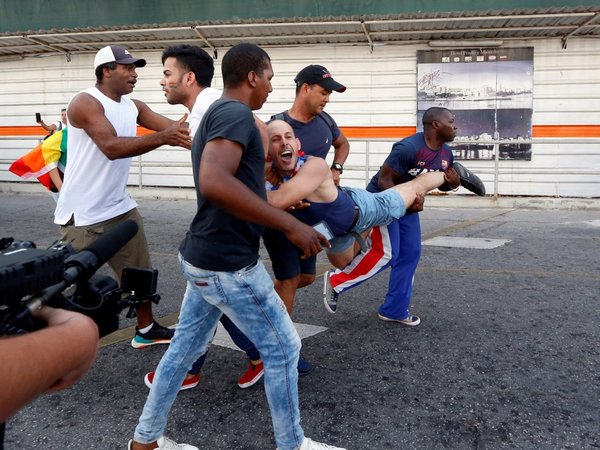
[
  {"x1": 265, "y1": 65, "x2": 349, "y2": 375},
  {"x1": 325, "y1": 107, "x2": 486, "y2": 320}
]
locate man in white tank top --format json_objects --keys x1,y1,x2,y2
[{"x1": 54, "y1": 45, "x2": 192, "y2": 349}]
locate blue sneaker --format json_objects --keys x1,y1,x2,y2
[{"x1": 297, "y1": 356, "x2": 313, "y2": 376}]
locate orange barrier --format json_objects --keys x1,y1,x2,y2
[
  {"x1": 1, "y1": 125, "x2": 600, "y2": 139},
  {"x1": 532, "y1": 125, "x2": 600, "y2": 138}
]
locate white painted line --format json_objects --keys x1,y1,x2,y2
[
  {"x1": 423, "y1": 236, "x2": 511, "y2": 249},
  {"x1": 561, "y1": 220, "x2": 600, "y2": 227},
  {"x1": 212, "y1": 322, "x2": 328, "y2": 352}
]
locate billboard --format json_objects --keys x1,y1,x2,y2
[{"x1": 417, "y1": 47, "x2": 533, "y2": 160}]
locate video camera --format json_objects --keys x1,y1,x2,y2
[{"x1": 0, "y1": 220, "x2": 160, "y2": 337}]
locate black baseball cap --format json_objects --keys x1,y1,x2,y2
[
  {"x1": 94, "y1": 45, "x2": 147, "y2": 70},
  {"x1": 294, "y1": 65, "x2": 346, "y2": 92}
]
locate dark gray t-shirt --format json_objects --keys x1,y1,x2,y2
[{"x1": 179, "y1": 99, "x2": 266, "y2": 271}]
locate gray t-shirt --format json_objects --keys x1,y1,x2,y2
[{"x1": 179, "y1": 99, "x2": 266, "y2": 271}]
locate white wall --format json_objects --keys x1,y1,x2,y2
[{"x1": 1, "y1": 38, "x2": 599, "y2": 197}]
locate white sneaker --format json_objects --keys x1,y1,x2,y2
[
  {"x1": 300, "y1": 437, "x2": 347, "y2": 450},
  {"x1": 128, "y1": 436, "x2": 199, "y2": 450}
]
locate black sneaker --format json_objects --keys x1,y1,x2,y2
[
  {"x1": 323, "y1": 271, "x2": 339, "y2": 314},
  {"x1": 297, "y1": 356, "x2": 313, "y2": 376},
  {"x1": 131, "y1": 321, "x2": 174, "y2": 349},
  {"x1": 450, "y1": 162, "x2": 486, "y2": 196}
]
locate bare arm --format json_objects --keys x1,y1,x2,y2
[
  {"x1": 132, "y1": 98, "x2": 178, "y2": 133},
  {"x1": 67, "y1": 93, "x2": 192, "y2": 160},
  {"x1": 267, "y1": 157, "x2": 330, "y2": 209},
  {"x1": 331, "y1": 131, "x2": 350, "y2": 185},
  {"x1": 377, "y1": 164, "x2": 404, "y2": 190},
  {"x1": 0, "y1": 307, "x2": 99, "y2": 422},
  {"x1": 38, "y1": 120, "x2": 58, "y2": 133},
  {"x1": 48, "y1": 167, "x2": 63, "y2": 191},
  {"x1": 200, "y1": 138, "x2": 328, "y2": 257}
]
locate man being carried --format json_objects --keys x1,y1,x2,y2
[{"x1": 266, "y1": 120, "x2": 484, "y2": 270}]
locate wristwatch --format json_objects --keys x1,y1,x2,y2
[{"x1": 331, "y1": 162, "x2": 344, "y2": 174}]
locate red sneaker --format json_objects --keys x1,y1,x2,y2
[
  {"x1": 144, "y1": 371, "x2": 200, "y2": 391},
  {"x1": 237, "y1": 361, "x2": 264, "y2": 389}
]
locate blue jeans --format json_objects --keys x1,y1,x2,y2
[
  {"x1": 328, "y1": 186, "x2": 407, "y2": 254},
  {"x1": 134, "y1": 255, "x2": 304, "y2": 450},
  {"x1": 189, "y1": 314, "x2": 261, "y2": 375}
]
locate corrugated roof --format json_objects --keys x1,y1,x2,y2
[{"x1": 1, "y1": 7, "x2": 599, "y2": 60}]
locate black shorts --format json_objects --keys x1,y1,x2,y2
[{"x1": 263, "y1": 228, "x2": 316, "y2": 281}]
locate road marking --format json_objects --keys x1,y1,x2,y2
[
  {"x1": 100, "y1": 312, "x2": 328, "y2": 349},
  {"x1": 213, "y1": 322, "x2": 328, "y2": 352},
  {"x1": 423, "y1": 236, "x2": 511, "y2": 249}
]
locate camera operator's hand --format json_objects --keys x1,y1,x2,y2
[
  {"x1": 0, "y1": 307, "x2": 99, "y2": 422},
  {"x1": 33, "y1": 307, "x2": 100, "y2": 391}
]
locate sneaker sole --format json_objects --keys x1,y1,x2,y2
[
  {"x1": 323, "y1": 297, "x2": 337, "y2": 314},
  {"x1": 131, "y1": 338, "x2": 172, "y2": 349},
  {"x1": 238, "y1": 370, "x2": 264, "y2": 389},
  {"x1": 377, "y1": 313, "x2": 421, "y2": 327}
]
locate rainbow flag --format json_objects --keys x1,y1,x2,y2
[{"x1": 9, "y1": 128, "x2": 68, "y2": 192}]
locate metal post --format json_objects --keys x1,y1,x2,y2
[
  {"x1": 493, "y1": 136, "x2": 500, "y2": 199},
  {"x1": 365, "y1": 141, "x2": 370, "y2": 185}
]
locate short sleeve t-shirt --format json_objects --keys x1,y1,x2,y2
[
  {"x1": 367, "y1": 132, "x2": 454, "y2": 193},
  {"x1": 179, "y1": 99, "x2": 266, "y2": 271},
  {"x1": 278, "y1": 111, "x2": 341, "y2": 159},
  {"x1": 188, "y1": 87, "x2": 222, "y2": 138}
]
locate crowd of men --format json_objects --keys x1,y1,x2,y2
[{"x1": 1, "y1": 42, "x2": 484, "y2": 450}]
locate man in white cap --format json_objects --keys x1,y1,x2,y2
[{"x1": 54, "y1": 45, "x2": 192, "y2": 347}]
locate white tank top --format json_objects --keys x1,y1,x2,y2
[{"x1": 54, "y1": 87, "x2": 139, "y2": 226}]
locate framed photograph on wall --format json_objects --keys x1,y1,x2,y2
[{"x1": 417, "y1": 47, "x2": 533, "y2": 161}]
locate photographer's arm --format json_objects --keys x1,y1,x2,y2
[{"x1": 0, "y1": 307, "x2": 99, "y2": 422}]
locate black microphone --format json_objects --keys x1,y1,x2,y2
[{"x1": 63, "y1": 220, "x2": 139, "y2": 285}]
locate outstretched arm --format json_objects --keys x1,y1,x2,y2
[
  {"x1": 67, "y1": 93, "x2": 192, "y2": 160},
  {"x1": 38, "y1": 120, "x2": 58, "y2": 133},
  {"x1": 267, "y1": 157, "x2": 331, "y2": 209}
]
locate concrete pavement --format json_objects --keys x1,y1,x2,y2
[{"x1": 1, "y1": 191, "x2": 599, "y2": 449}]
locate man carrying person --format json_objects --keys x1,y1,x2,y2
[
  {"x1": 54, "y1": 45, "x2": 192, "y2": 348},
  {"x1": 264, "y1": 64, "x2": 349, "y2": 374},
  {"x1": 129, "y1": 43, "x2": 344, "y2": 450},
  {"x1": 142, "y1": 44, "x2": 264, "y2": 392},
  {"x1": 324, "y1": 107, "x2": 486, "y2": 318}
]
